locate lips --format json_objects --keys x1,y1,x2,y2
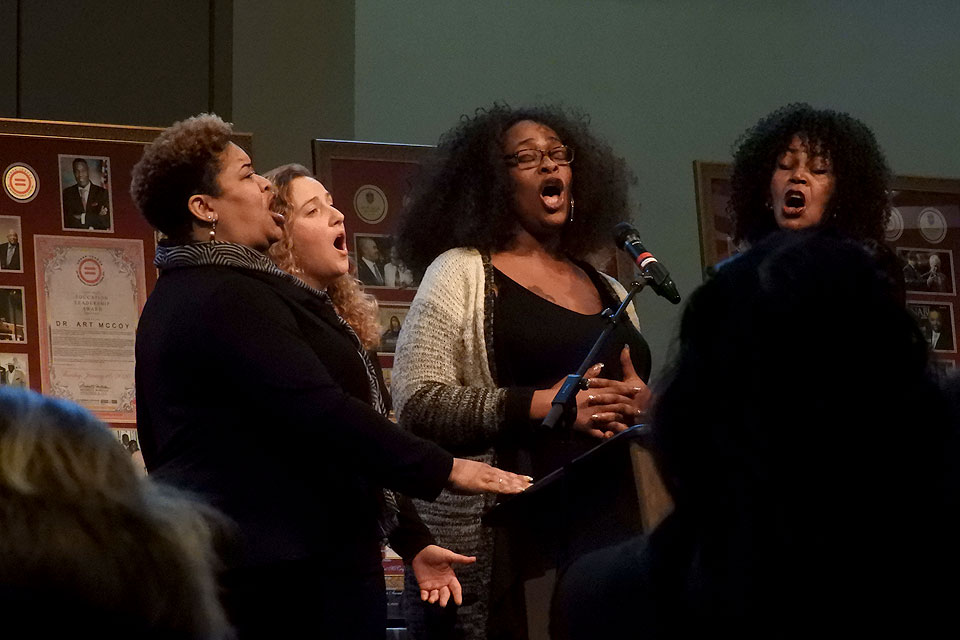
[
  {"x1": 333, "y1": 230, "x2": 347, "y2": 253},
  {"x1": 540, "y1": 177, "x2": 566, "y2": 212}
]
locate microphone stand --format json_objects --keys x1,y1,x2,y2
[{"x1": 541, "y1": 279, "x2": 647, "y2": 431}]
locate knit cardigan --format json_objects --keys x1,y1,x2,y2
[{"x1": 393, "y1": 246, "x2": 643, "y2": 638}]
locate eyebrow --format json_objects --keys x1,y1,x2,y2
[{"x1": 512, "y1": 136, "x2": 562, "y2": 148}]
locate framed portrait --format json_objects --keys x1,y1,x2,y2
[
  {"x1": 353, "y1": 232, "x2": 421, "y2": 290},
  {"x1": 313, "y1": 139, "x2": 434, "y2": 302},
  {"x1": 0, "y1": 286, "x2": 26, "y2": 343},
  {"x1": 0, "y1": 216, "x2": 24, "y2": 273},
  {"x1": 907, "y1": 301, "x2": 956, "y2": 354},
  {"x1": 896, "y1": 247, "x2": 955, "y2": 296},
  {"x1": 0, "y1": 352, "x2": 28, "y2": 387},
  {"x1": 377, "y1": 302, "x2": 410, "y2": 355},
  {"x1": 58, "y1": 154, "x2": 114, "y2": 233}
]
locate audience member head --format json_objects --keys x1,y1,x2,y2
[
  {"x1": 0, "y1": 387, "x2": 231, "y2": 638},
  {"x1": 651, "y1": 230, "x2": 949, "y2": 624},
  {"x1": 730, "y1": 103, "x2": 890, "y2": 246}
]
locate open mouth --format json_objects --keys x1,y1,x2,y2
[
  {"x1": 271, "y1": 211, "x2": 286, "y2": 226},
  {"x1": 333, "y1": 231, "x2": 347, "y2": 252},
  {"x1": 782, "y1": 190, "x2": 806, "y2": 215},
  {"x1": 540, "y1": 178, "x2": 565, "y2": 212}
]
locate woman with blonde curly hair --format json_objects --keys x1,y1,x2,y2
[{"x1": 265, "y1": 163, "x2": 381, "y2": 350}]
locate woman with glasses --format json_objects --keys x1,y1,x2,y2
[{"x1": 392, "y1": 104, "x2": 653, "y2": 639}]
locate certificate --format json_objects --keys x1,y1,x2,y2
[{"x1": 34, "y1": 236, "x2": 146, "y2": 422}]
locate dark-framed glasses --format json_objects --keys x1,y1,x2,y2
[{"x1": 503, "y1": 145, "x2": 574, "y2": 169}]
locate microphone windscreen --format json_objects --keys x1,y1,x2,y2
[{"x1": 613, "y1": 222, "x2": 636, "y2": 246}]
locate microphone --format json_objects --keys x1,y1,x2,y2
[{"x1": 613, "y1": 222, "x2": 681, "y2": 304}]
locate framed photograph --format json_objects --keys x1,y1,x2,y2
[
  {"x1": 377, "y1": 302, "x2": 411, "y2": 355},
  {"x1": 896, "y1": 247, "x2": 955, "y2": 295},
  {"x1": 907, "y1": 301, "x2": 956, "y2": 353},
  {"x1": 353, "y1": 232, "x2": 420, "y2": 290},
  {"x1": 313, "y1": 140, "x2": 434, "y2": 304},
  {"x1": 0, "y1": 352, "x2": 28, "y2": 387},
  {"x1": 58, "y1": 154, "x2": 114, "y2": 233},
  {"x1": 0, "y1": 216, "x2": 24, "y2": 273},
  {"x1": 0, "y1": 286, "x2": 26, "y2": 343}
]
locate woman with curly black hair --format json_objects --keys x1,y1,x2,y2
[
  {"x1": 393, "y1": 104, "x2": 653, "y2": 639},
  {"x1": 730, "y1": 103, "x2": 891, "y2": 247}
]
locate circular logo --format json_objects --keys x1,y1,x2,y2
[
  {"x1": 3, "y1": 163, "x2": 39, "y2": 202},
  {"x1": 76, "y1": 257, "x2": 104, "y2": 286},
  {"x1": 353, "y1": 185, "x2": 388, "y2": 224},
  {"x1": 884, "y1": 207, "x2": 904, "y2": 242},
  {"x1": 918, "y1": 207, "x2": 947, "y2": 244}
]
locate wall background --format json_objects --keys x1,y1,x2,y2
[{"x1": 4, "y1": 0, "x2": 959, "y2": 375}]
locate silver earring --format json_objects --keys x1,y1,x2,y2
[
  {"x1": 568, "y1": 197, "x2": 575, "y2": 223},
  {"x1": 208, "y1": 216, "x2": 217, "y2": 242}
]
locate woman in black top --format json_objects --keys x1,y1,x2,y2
[
  {"x1": 392, "y1": 104, "x2": 652, "y2": 639},
  {"x1": 130, "y1": 114, "x2": 530, "y2": 639}
]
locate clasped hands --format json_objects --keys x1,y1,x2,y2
[{"x1": 532, "y1": 345, "x2": 651, "y2": 439}]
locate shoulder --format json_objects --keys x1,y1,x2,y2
[
  {"x1": 419, "y1": 248, "x2": 484, "y2": 293},
  {"x1": 152, "y1": 267, "x2": 290, "y2": 320}
]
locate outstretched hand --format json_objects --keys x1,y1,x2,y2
[
  {"x1": 412, "y1": 544, "x2": 477, "y2": 607},
  {"x1": 447, "y1": 458, "x2": 532, "y2": 495}
]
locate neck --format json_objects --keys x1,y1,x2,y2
[{"x1": 498, "y1": 226, "x2": 565, "y2": 261}]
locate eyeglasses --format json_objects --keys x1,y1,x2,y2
[{"x1": 503, "y1": 145, "x2": 574, "y2": 169}]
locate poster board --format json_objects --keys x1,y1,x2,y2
[{"x1": 0, "y1": 118, "x2": 252, "y2": 431}]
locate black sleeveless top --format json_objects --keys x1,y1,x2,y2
[{"x1": 491, "y1": 264, "x2": 652, "y2": 479}]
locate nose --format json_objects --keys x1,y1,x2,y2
[
  {"x1": 538, "y1": 153, "x2": 559, "y2": 172},
  {"x1": 332, "y1": 206, "x2": 345, "y2": 223},
  {"x1": 256, "y1": 174, "x2": 272, "y2": 191}
]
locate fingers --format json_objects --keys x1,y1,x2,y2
[
  {"x1": 451, "y1": 577, "x2": 464, "y2": 606},
  {"x1": 420, "y1": 589, "x2": 429, "y2": 602},
  {"x1": 438, "y1": 586, "x2": 451, "y2": 607},
  {"x1": 490, "y1": 469, "x2": 532, "y2": 494},
  {"x1": 428, "y1": 589, "x2": 440, "y2": 604},
  {"x1": 620, "y1": 346, "x2": 638, "y2": 378},
  {"x1": 446, "y1": 553, "x2": 477, "y2": 566}
]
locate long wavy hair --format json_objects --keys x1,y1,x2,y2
[
  {"x1": 0, "y1": 387, "x2": 231, "y2": 638},
  {"x1": 395, "y1": 103, "x2": 637, "y2": 275},
  {"x1": 729, "y1": 103, "x2": 891, "y2": 246},
  {"x1": 264, "y1": 164, "x2": 381, "y2": 350}
]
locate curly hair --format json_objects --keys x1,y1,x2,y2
[
  {"x1": 264, "y1": 164, "x2": 381, "y2": 350},
  {"x1": 729, "y1": 103, "x2": 891, "y2": 246},
  {"x1": 130, "y1": 113, "x2": 232, "y2": 240},
  {"x1": 395, "y1": 103, "x2": 637, "y2": 275}
]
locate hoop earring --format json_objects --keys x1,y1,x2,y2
[
  {"x1": 208, "y1": 216, "x2": 217, "y2": 242},
  {"x1": 568, "y1": 197, "x2": 575, "y2": 224}
]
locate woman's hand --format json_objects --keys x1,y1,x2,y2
[
  {"x1": 446, "y1": 458, "x2": 532, "y2": 495},
  {"x1": 411, "y1": 544, "x2": 476, "y2": 607},
  {"x1": 532, "y1": 363, "x2": 638, "y2": 439},
  {"x1": 584, "y1": 346, "x2": 652, "y2": 432}
]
